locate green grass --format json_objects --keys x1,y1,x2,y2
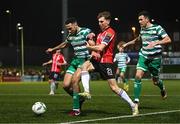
[{"x1": 0, "y1": 80, "x2": 180, "y2": 123}]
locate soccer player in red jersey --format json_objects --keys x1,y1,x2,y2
[
  {"x1": 42, "y1": 49, "x2": 67, "y2": 95},
  {"x1": 79, "y1": 11, "x2": 139, "y2": 116}
]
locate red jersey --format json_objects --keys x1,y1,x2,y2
[
  {"x1": 51, "y1": 53, "x2": 66, "y2": 73},
  {"x1": 96, "y1": 27, "x2": 116, "y2": 63}
]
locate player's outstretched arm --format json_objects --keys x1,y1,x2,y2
[
  {"x1": 46, "y1": 41, "x2": 68, "y2": 53},
  {"x1": 87, "y1": 43, "x2": 106, "y2": 52},
  {"x1": 42, "y1": 60, "x2": 52, "y2": 66},
  {"x1": 123, "y1": 36, "x2": 140, "y2": 48}
]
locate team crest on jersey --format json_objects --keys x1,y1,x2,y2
[{"x1": 106, "y1": 33, "x2": 112, "y2": 37}]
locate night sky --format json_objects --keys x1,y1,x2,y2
[{"x1": 0, "y1": 0, "x2": 179, "y2": 47}]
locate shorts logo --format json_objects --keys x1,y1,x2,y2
[{"x1": 106, "y1": 68, "x2": 113, "y2": 76}]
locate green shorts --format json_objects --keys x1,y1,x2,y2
[
  {"x1": 66, "y1": 57, "x2": 87, "y2": 74},
  {"x1": 136, "y1": 55, "x2": 161, "y2": 77},
  {"x1": 118, "y1": 67, "x2": 127, "y2": 73}
]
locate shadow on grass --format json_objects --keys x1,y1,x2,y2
[{"x1": 59, "y1": 108, "x2": 115, "y2": 117}]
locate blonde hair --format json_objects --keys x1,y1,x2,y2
[{"x1": 117, "y1": 41, "x2": 126, "y2": 49}]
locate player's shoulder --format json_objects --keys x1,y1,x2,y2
[
  {"x1": 106, "y1": 27, "x2": 115, "y2": 36},
  {"x1": 151, "y1": 24, "x2": 162, "y2": 29},
  {"x1": 80, "y1": 27, "x2": 91, "y2": 31},
  {"x1": 106, "y1": 27, "x2": 115, "y2": 33}
]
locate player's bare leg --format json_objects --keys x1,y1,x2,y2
[{"x1": 62, "y1": 73, "x2": 73, "y2": 96}]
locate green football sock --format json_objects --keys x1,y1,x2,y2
[
  {"x1": 134, "y1": 79, "x2": 142, "y2": 102},
  {"x1": 73, "y1": 92, "x2": 80, "y2": 110},
  {"x1": 156, "y1": 79, "x2": 164, "y2": 91}
]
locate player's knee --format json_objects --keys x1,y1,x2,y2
[
  {"x1": 62, "y1": 83, "x2": 70, "y2": 89},
  {"x1": 120, "y1": 74, "x2": 124, "y2": 78},
  {"x1": 81, "y1": 63, "x2": 87, "y2": 70},
  {"x1": 110, "y1": 85, "x2": 119, "y2": 94},
  {"x1": 82, "y1": 61, "x2": 91, "y2": 71},
  {"x1": 72, "y1": 75, "x2": 80, "y2": 84},
  {"x1": 135, "y1": 71, "x2": 143, "y2": 79},
  {"x1": 135, "y1": 75, "x2": 141, "y2": 81},
  {"x1": 48, "y1": 79, "x2": 53, "y2": 83},
  {"x1": 111, "y1": 87, "x2": 116, "y2": 92},
  {"x1": 81, "y1": 66, "x2": 86, "y2": 71}
]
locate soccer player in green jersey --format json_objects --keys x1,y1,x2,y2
[
  {"x1": 122, "y1": 10, "x2": 171, "y2": 110},
  {"x1": 46, "y1": 17, "x2": 95, "y2": 116},
  {"x1": 114, "y1": 41, "x2": 131, "y2": 92}
]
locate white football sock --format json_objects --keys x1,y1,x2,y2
[
  {"x1": 50, "y1": 81, "x2": 56, "y2": 92},
  {"x1": 119, "y1": 89, "x2": 135, "y2": 107},
  {"x1": 81, "y1": 71, "x2": 90, "y2": 93}
]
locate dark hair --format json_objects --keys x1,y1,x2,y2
[
  {"x1": 97, "y1": 11, "x2": 111, "y2": 20},
  {"x1": 138, "y1": 10, "x2": 151, "y2": 20},
  {"x1": 65, "y1": 17, "x2": 77, "y2": 25}
]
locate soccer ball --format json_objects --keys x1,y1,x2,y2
[{"x1": 32, "y1": 102, "x2": 47, "y2": 115}]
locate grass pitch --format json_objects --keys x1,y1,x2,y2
[{"x1": 0, "y1": 80, "x2": 180, "y2": 123}]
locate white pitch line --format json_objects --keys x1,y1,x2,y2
[
  {"x1": 0, "y1": 94, "x2": 180, "y2": 97},
  {"x1": 61, "y1": 109, "x2": 180, "y2": 124}
]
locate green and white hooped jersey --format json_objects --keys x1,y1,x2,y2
[
  {"x1": 139, "y1": 24, "x2": 168, "y2": 59},
  {"x1": 66, "y1": 27, "x2": 91, "y2": 59},
  {"x1": 114, "y1": 52, "x2": 130, "y2": 68}
]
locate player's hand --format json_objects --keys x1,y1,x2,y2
[
  {"x1": 46, "y1": 48, "x2": 53, "y2": 53},
  {"x1": 87, "y1": 33, "x2": 95, "y2": 40},
  {"x1": 88, "y1": 40, "x2": 95, "y2": 46},
  {"x1": 144, "y1": 42, "x2": 157, "y2": 49},
  {"x1": 122, "y1": 44, "x2": 127, "y2": 48},
  {"x1": 42, "y1": 63, "x2": 46, "y2": 66}
]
